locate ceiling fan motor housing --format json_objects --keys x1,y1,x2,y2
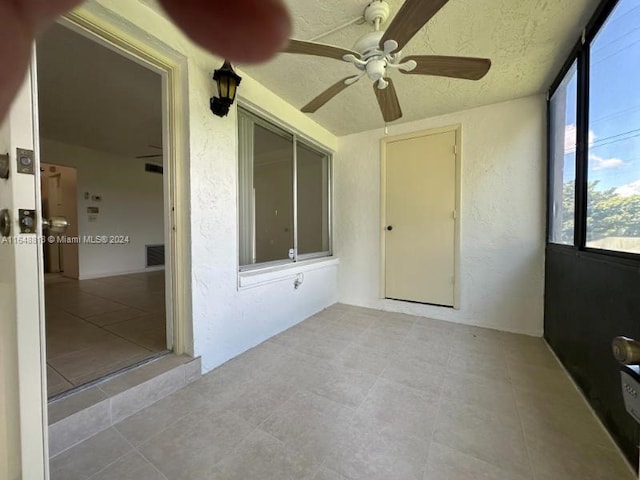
[
  {"x1": 353, "y1": 31, "x2": 386, "y2": 59},
  {"x1": 364, "y1": 1, "x2": 391, "y2": 27}
]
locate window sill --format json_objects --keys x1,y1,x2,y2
[{"x1": 238, "y1": 257, "x2": 339, "y2": 290}]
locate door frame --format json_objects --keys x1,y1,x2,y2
[
  {"x1": 379, "y1": 124, "x2": 462, "y2": 309},
  {"x1": 57, "y1": 10, "x2": 193, "y2": 356}
]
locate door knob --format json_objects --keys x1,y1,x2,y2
[
  {"x1": 612, "y1": 336, "x2": 640, "y2": 365},
  {"x1": 0, "y1": 209, "x2": 10, "y2": 237},
  {"x1": 43, "y1": 216, "x2": 70, "y2": 233},
  {"x1": 386, "y1": 225, "x2": 393, "y2": 231}
]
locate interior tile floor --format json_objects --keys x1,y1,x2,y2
[
  {"x1": 45, "y1": 271, "x2": 167, "y2": 398},
  {"x1": 49, "y1": 304, "x2": 634, "y2": 480}
]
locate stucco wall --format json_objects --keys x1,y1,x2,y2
[
  {"x1": 82, "y1": 0, "x2": 339, "y2": 372},
  {"x1": 334, "y1": 95, "x2": 547, "y2": 336}
]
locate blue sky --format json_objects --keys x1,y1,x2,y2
[{"x1": 563, "y1": 0, "x2": 640, "y2": 195}]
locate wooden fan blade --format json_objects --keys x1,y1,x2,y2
[
  {"x1": 283, "y1": 39, "x2": 359, "y2": 61},
  {"x1": 302, "y1": 77, "x2": 358, "y2": 113},
  {"x1": 402, "y1": 55, "x2": 491, "y2": 80},
  {"x1": 380, "y1": 0, "x2": 449, "y2": 52},
  {"x1": 374, "y1": 79, "x2": 402, "y2": 123},
  {"x1": 136, "y1": 154, "x2": 163, "y2": 159}
]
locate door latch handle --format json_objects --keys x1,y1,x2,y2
[
  {"x1": 43, "y1": 216, "x2": 70, "y2": 233},
  {"x1": 613, "y1": 336, "x2": 640, "y2": 365}
]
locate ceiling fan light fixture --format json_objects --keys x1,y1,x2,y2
[{"x1": 281, "y1": 0, "x2": 492, "y2": 124}]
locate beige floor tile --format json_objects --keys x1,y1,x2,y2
[
  {"x1": 372, "y1": 313, "x2": 417, "y2": 337},
  {"x1": 105, "y1": 314, "x2": 167, "y2": 351},
  {"x1": 447, "y1": 351, "x2": 510, "y2": 382},
  {"x1": 48, "y1": 336, "x2": 154, "y2": 385},
  {"x1": 527, "y1": 429, "x2": 635, "y2": 480},
  {"x1": 87, "y1": 452, "x2": 166, "y2": 480},
  {"x1": 332, "y1": 343, "x2": 392, "y2": 375},
  {"x1": 517, "y1": 390, "x2": 616, "y2": 450},
  {"x1": 61, "y1": 298, "x2": 130, "y2": 319},
  {"x1": 45, "y1": 272, "x2": 166, "y2": 397},
  {"x1": 212, "y1": 429, "x2": 318, "y2": 480},
  {"x1": 355, "y1": 378, "x2": 440, "y2": 443},
  {"x1": 308, "y1": 366, "x2": 378, "y2": 408},
  {"x1": 313, "y1": 467, "x2": 348, "y2": 480},
  {"x1": 47, "y1": 366, "x2": 73, "y2": 397},
  {"x1": 114, "y1": 383, "x2": 211, "y2": 446},
  {"x1": 381, "y1": 354, "x2": 445, "y2": 395},
  {"x1": 397, "y1": 338, "x2": 452, "y2": 367},
  {"x1": 49, "y1": 428, "x2": 132, "y2": 480},
  {"x1": 321, "y1": 417, "x2": 427, "y2": 480},
  {"x1": 260, "y1": 390, "x2": 355, "y2": 464},
  {"x1": 424, "y1": 441, "x2": 532, "y2": 480},
  {"x1": 85, "y1": 307, "x2": 148, "y2": 327},
  {"x1": 137, "y1": 411, "x2": 254, "y2": 480},
  {"x1": 330, "y1": 304, "x2": 384, "y2": 318},
  {"x1": 49, "y1": 387, "x2": 107, "y2": 424},
  {"x1": 47, "y1": 323, "x2": 115, "y2": 359},
  {"x1": 227, "y1": 374, "x2": 298, "y2": 426},
  {"x1": 441, "y1": 371, "x2": 518, "y2": 416},
  {"x1": 450, "y1": 334, "x2": 506, "y2": 359},
  {"x1": 352, "y1": 328, "x2": 408, "y2": 353},
  {"x1": 508, "y1": 362, "x2": 577, "y2": 400},
  {"x1": 48, "y1": 306, "x2": 633, "y2": 480},
  {"x1": 433, "y1": 398, "x2": 531, "y2": 477},
  {"x1": 334, "y1": 311, "x2": 379, "y2": 328}
]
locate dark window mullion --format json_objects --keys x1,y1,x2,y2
[{"x1": 575, "y1": 43, "x2": 590, "y2": 249}]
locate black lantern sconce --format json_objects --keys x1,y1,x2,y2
[{"x1": 210, "y1": 60, "x2": 242, "y2": 117}]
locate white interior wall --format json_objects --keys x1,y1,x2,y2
[
  {"x1": 81, "y1": 0, "x2": 340, "y2": 372},
  {"x1": 40, "y1": 138, "x2": 164, "y2": 279},
  {"x1": 335, "y1": 95, "x2": 547, "y2": 336}
]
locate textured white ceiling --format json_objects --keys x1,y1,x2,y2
[
  {"x1": 36, "y1": 23, "x2": 163, "y2": 159},
  {"x1": 238, "y1": 0, "x2": 600, "y2": 136}
]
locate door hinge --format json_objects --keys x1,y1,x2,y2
[
  {"x1": 0, "y1": 153, "x2": 9, "y2": 179},
  {"x1": 452, "y1": 210, "x2": 457, "y2": 220},
  {"x1": 453, "y1": 145, "x2": 458, "y2": 155}
]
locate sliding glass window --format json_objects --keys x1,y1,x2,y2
[
  {"x1": 549, "y1": 62, "x2": 578, "y2": 246},
  {"x1": 586, "y1": 1, "x2": 640, "y2": 254},
  {"x1": 238, "y1": 109, "x2": 332, "y2": 269},
  {"x1": 548, "y1": 0, "x2": 640, "y2": 257}
]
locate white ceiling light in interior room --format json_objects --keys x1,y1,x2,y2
[
  {"x1": 241, "y1": 0, "x2": 600, "y2": 135},
  {"x1": 280, "y1": 0, "x2": 492, "y2": 123}
]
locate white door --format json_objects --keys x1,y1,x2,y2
[
  {"x1": 384, "y1": 129, "x2": 457, "y2": 306},
  {"x1": 0, "y1": 58, "x2": 49, "y2": 478},
  {"x1": 41, "y1": 163, "x2": 78, "y2": 277}
]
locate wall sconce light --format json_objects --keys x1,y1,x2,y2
[{"x1": 210, "y1": 60, "x2": 242, "y2": 117}]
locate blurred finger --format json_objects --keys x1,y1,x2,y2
[{"x1": 159, "y1": 0, "x2": 291, "y2": 63}]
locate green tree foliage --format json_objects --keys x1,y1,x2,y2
[{"x1": 562, "y1": 181, "x2": 640, "y2": 242}]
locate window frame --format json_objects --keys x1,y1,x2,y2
[
  {"x1": 547, "y1": 0, "x2": 640, "y2": 262},
  {"x1": 237, "y1": 106, "x2": 334, "y2": 272}
]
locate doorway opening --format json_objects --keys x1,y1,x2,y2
[{"x1": 36, "y1": 23, "x2": 172, "y2": 399}]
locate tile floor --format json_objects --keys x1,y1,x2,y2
[
  {"x1": 49, "y1": 304, "x2": 635, "y2": 480},
  {"x1": 46, "y1": 271, "x2": 167, "y2": 397}
]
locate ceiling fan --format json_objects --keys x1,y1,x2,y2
[
  {"x1": 281, "y1": 0, "x2": 491, "y2": 123},
  {"x1": 136, "y1": 145, "x2": 163, "y2": 159}
]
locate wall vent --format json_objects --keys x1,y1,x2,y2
[
  {"x1": 146, "y1": 244, "x2": 165, "y2": 267},
  {"x1": 145, "y1": 163, "x2": 163, "y2": 174}
]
